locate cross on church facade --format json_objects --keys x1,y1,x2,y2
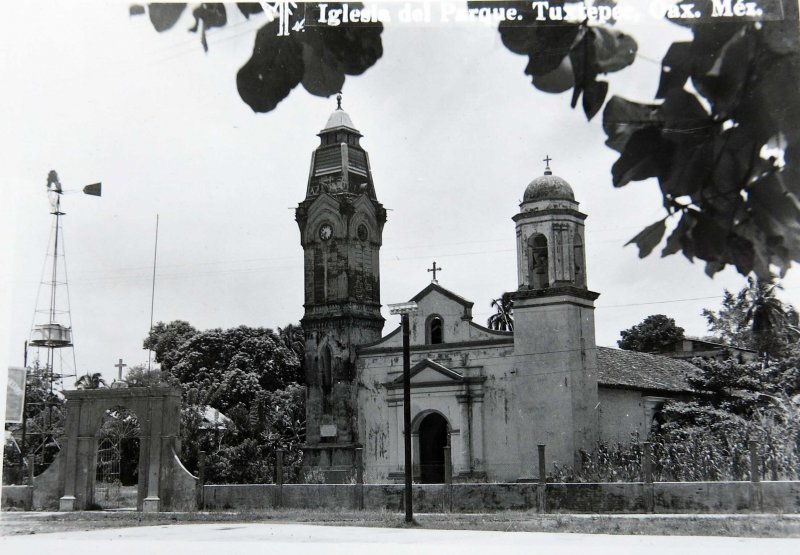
[
  {"x1": 428, "y1": 261, "x2": 442, "y2": 283},
  {"x1": 114, "y1": 358, "x2": 127, "y2": 381}
]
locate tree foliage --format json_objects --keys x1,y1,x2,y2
[
  {"x1": 617, "y1": 314, "x2": 685, "y2": 352},
  {"x1": 143, "y1": 320, "x2": 198, "y2": 364},
  {"x1": 703, "y1": 276, "x2": 799, "y2": 357},
  {"x1": 144, "y1": 321, "x2": 306, "y2": 483},
  {"x1": 488, "y1": 0, "x2": 800, "y2": 278}
]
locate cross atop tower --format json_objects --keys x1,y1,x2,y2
[
  {"x1": 428, "y1": 261, "x2": 442, "y2": 283},
  {"x1": 543, "y1": 154, "x2": 552, "y2": 175},
  {"x1": 336, "y1": 91, "x2": 342, "y2": 110}
]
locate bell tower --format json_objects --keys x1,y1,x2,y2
[
  {"x1": 296, "y1": 95, "x2": 386, "y2": 481},
  {"x1": 511, "y1": 157, "x2": 600, "y2": 471}
]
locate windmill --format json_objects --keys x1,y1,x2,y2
[{"x1": 22, "y1": 170, "x2": 101, "y2": 472}]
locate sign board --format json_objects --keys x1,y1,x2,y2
[{"x1": 5, "y1": 367, "x2": 27, "y2": 424}]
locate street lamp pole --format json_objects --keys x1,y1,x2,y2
[{"x1": 388, "y1": 301, "x2": 418, "y2": 524}]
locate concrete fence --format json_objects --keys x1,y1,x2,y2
[{"x1": 5, "y1": 444, "x2": 800, "y2": 513}]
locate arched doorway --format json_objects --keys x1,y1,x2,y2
[{"x1": 418, "y1": 412, "x2": 449, "y2": 483}]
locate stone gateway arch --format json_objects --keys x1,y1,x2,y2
[{"x1": 53, "y1": 387, "x2": 196, "y2": 512}]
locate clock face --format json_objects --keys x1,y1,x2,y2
[{"x1": 319, "y1": 223, "x2": 333, "y2": 241}]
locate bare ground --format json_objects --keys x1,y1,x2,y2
[{"x1": 2, "y1": 509, "x2": 800, "y2": 538}]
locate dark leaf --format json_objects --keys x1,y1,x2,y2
[
  {"x1": 237, "y1": 2, "x2": 264, "y2": 19},
  {"x1": 611, "y1": 127, "x2": 674, "y2": 187},
  {"x1": 300, "y1": 38, "x2": 346, "y2": 97},
  {"x1": 236, "y1": 21, "x2": 304, "y2": 113},
  {"x1": 692, "y1": 27, "x2": 754, "y2": 119},
  {"x1": 659, "y1": 140, "x2": 712, "y2": 197},
  {"x1": 626, "y1": 219, "x2": 667, "y2": 258},
  {"x1": 531, "y1": 55, "x2": 574, "y2": 93},
  {"x1": 130, "y1": 4, "x2": 145, "y2": 17},
  {"x1": 602, "y1": 96, "x2": 661, "y2": 153},
  {"x1": 190, "y1": 3, "x2": 227, "y2": 52},
  {"x1": 593, "y1": 27, "x2": 637, "y2": 74},
  {"x1": 307, "y1": 21, "x2": 384, "y2": 77},
  {"x1": 762, "y1": 0, "x2": 799, "y2": 55},
  {"x1": 497, "y1": 1, "x2": 580, "y2": 74},
  {"x1": 582, "y1": 79, "x2": 608, "y2": 121},
  {"x1": 688, "y1": 18, "x2": 745, "y2": 79},
  {"x1": 148, "y1": 3, "x2": 186, "y2": 32},
  {"x1": 656, "y1": 42, "x2": 692, "y2": 99},
  {"x1": 749, "y1": 171, "x2": 800, "y2": 266},
  {"x1": 660, "y1": 89, "x2": 710, "y2": 144},
  {"x1": 662, "y1": 212, "x2": 696, "y2": 258}
]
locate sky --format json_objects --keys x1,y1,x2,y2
[{"x1": 2, "y1": 0, "x2": 799, "y2": 394}]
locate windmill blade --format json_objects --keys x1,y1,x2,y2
[{"x1": 82, "y1": 183, "x2": 102, "y2": 196}]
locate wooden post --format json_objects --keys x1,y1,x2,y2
[
  {"x1": 26, "y1": 456, "x2": 34, "y2": 511},
  {"x1": 197, "y1": 451, "x2": 206, "y2": 511},
  {"x1": 355, "y1": 447, "x2": 364, "y2": 510},
  {"x1": 276, "y1": 449, "x2": 284, "y2": 508},
  {"x1": 642, "y1": 442, "x2": 654, "y2": 513},
  {"x1": 749, "y1": 440, "x2": 762, "y2": 512},
  {"x1": 537, "y1": 444, "x2": 547, "y2": 513},
  {"x1": 444, "y1": 444, "x2": 452, "y2": 512}
]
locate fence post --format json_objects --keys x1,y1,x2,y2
[
  {"x1": 276, "y1": 449, "x2": 284, "y2": 508},
  {"x1": 537, "y1": 444, "x2": 547, "y2": 513},
  {"x1": 197, "y1": 451, "x2": 206, "y2": 511},
  {"x1": 26, "y1": 456, "x2": 34, "y2": 511},
  {"x1": 443, "y1": 444, "x2": 452, "y2": 512},
  {"x1": 355, "y1": 447, "x2": 364, "y2": 511},
  {"x1": 642, "y1": 442, "x2": 654, "y2": 513},
  {"x1": 749, "y1": 440, "x2": 763, "y2": 512}
]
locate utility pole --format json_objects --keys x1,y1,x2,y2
[{"x1": 389, "y1": 301, "x2": 418, "y2": 524}]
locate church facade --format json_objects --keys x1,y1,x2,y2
[{"x1": 297, "y1": 102, "x2": 697, "y2": 483}]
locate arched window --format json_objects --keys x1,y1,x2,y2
[
  {"x1": 573, "y1": 232, "x2": 584, "y2": 287},
  {"x1": 428, "y1": 316, "x2": 443, "y2": 345},
  {"x1": 527, "y1": 234, "x2": 549, "y2": 289}
]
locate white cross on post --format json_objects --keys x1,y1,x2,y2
[{"x1": 114, "y1": 358, "x2": 127, "y2": 381}]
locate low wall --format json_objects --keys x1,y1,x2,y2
[
  {"x1": 199, "y1": 481, "x2": 800, "y2": 514},
  {"x1": 7, "y1": 480, "x2": 800, "y2": 514},
  {"x1": 1, "y1": 485, "x2": 31, "y2": 509}
]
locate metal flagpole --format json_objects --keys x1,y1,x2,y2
[{"x1": 148, "y1": 214, "x2": 159, "y2": 372}]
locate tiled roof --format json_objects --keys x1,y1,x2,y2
[{"x1": 597, "y1": 346, "x2": 697, "y2": 393}]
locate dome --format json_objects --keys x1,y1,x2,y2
[
  {"x1": 523, "y1": 170, "x2": 574, "y2": 202},
  {"x1": 323, "y1": 108, "x2": 356, "y2": 131}
]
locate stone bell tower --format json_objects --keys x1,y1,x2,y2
[
  {"x1": 510, "y1": 157, "x2": 600, "y2": 471},
  {"x1": 296, "y1": 95, "x2": 386, "y2": 481}
]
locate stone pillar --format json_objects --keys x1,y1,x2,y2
[
  {"x1": 59, "y1": 398, "x2": 82, "y2": 511},
  {"x1": 143, "y1": 397, "x2": 164, "y2": 512}
]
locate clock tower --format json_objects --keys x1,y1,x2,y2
[{"x1": 296, "y1": 96, "x2": 386, "y2": 481}]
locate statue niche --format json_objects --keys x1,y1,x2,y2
[{"x1": 527, "y1": 234, "x2": 549, "y2": 289}]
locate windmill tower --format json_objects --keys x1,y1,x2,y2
[{"x1": 23, "y1": 170, "x2": 100, "y2": 470}]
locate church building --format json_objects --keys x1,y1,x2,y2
[{"x1": 296, "y1": 100, "x2": 697, "y2": 483}]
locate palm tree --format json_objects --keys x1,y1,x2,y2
[
  {"x1": 743, "y1": 277, "x2": 800, "y2": 361},
  {"x1": 487, "y1": 292, "x2": 514, "y2": 331},
  {"x1": 75, "y1": 372, "x2": 107, "y2": 390}
]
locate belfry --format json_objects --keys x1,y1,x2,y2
[{"x1": 296, "y1": 95, "x2": 386, "y2": 480}]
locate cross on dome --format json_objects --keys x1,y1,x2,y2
[
  {"x1": 336, "y1": 91, "x2": 342, "y2": 110},
  {"x1": 543, "y1": 155, "x2": 553, "y2": 175}
]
